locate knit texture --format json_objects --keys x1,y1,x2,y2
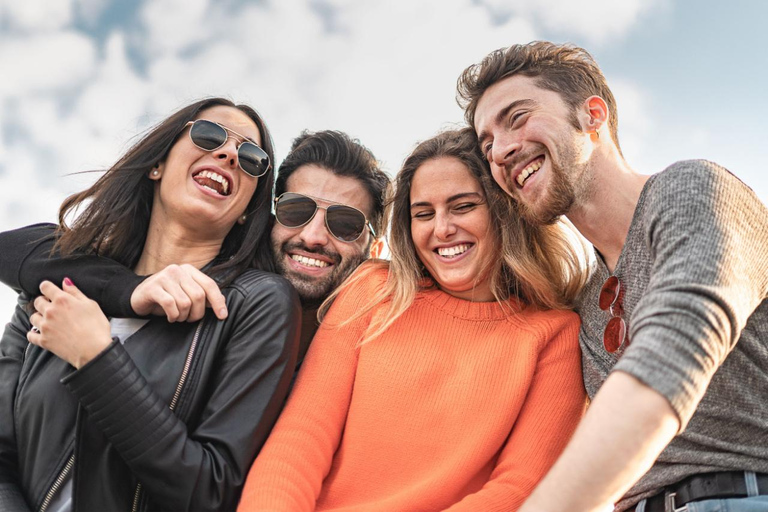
[
  {"x1": 575, "y1": 161, "x2": 768, "y2": 510},
  {"x1": 238, "y1": 266, "x2": 586, "y2": 512}
]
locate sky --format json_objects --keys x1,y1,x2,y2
[{"x1": 1, "y1": 0, "x2": 767, "y2": 314}]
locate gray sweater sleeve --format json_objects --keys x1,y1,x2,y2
[{"x1": 613, "y1": 160, "x2": 768, "y2": 428}]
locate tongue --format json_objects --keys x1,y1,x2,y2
[{"x1": 195, "y1": 176, "x2": 226, "y2": 195}]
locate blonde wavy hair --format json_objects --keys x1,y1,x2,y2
[{"x1": 321, "y1": 128, "x2": 588, "y2": 343}]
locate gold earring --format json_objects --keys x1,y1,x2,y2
[{"x1": 239, "y1": 214, "x2": 247, "y2": 224}]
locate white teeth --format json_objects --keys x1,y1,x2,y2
[
  {"x1": 291, "y1": 254, "x2": 329, "y2": 268},
  {"x1": 196, "y1": 170, "x2": 229, "y2": 194},
  {"x1": 437, "y1": 244, "x2": 470, "y2": 257},
  {"x1": 516, "y1": 159, "x2": 543, "y2": 187}
]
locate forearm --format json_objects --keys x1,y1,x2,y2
[
  {"x1": 0, "y1": 224, "x2": 143, "y2": 317},
  {"x1": 520, "y1": 371, "x2": 679, "y2": 512}
]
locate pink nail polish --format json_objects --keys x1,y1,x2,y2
[{"x1": 64, "y1": 277, "x2": 74, "y2": 287}]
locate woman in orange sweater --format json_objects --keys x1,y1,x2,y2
[{"x1": 238, "y1": 128, "x2": 588, "y2": 512}]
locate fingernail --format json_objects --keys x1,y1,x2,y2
[
  {"x1": 218, "y1": 307, "x2": 228, "y2": 319},
  {"x1": 64, "y1": 277, "x2": 73, "y2": 287}
]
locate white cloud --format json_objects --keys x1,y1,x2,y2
[
  {"x1": 1, "y1": 0, "x2": 74, "y2": 32},
  {"x1": 0, "y1": 31, "x2": 97, "y2": 96},
  {"x1": 477, "y1": 0, "x2": 667, "y2": 44}
]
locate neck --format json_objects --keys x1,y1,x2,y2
[
  {"x1": 134, "y1": 214, "x2": 226, "y2": 275},
  {"x1": 565, "y1": 147, "x2": 649, "y2": 272}
]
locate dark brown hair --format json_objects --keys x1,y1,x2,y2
[
  {"x1": 457, "y1": 41, "x2": 622, "y2": 154},
  {"x1": 56, "y1": 97, "x2": 276, "y2": 284}
]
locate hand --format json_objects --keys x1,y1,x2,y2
[
  {"x1": 131, "y1": 264, "x2": 228, "y2": 322},
  {"x1": 28, "y1": 278, "x2": 112, "y2": 369}
]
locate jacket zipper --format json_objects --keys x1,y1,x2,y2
[
  {"x1": 131, "y1": 321, "x2": 204, "y2": 512},
  {"x1": 39, "y1": 453, "x2": 75, "y2": 512}
]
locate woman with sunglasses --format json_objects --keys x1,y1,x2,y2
[
  {"x1": 238, "y1": 128, "x2": 588, "y2": 511},
  {"x1": 0, "y1": 98, "x2": 300, "y2": 512}
]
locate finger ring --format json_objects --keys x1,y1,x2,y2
[{"x1": 31, "y1": 326, "x2": 41, "y2": 334}]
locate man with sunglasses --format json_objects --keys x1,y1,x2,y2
[
  {"x1": 459, "y1": 42, "x2": 768, "y2": 511},
  {"x1": 0, "y1": 129, "x2": 389, "y2": 371}
]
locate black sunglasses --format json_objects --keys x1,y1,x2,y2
[
  {"x1": 274, "y1": 192, "x2": 375, "y2": 242},
  {"x1": 186, "y1": 119, "x2": 270, "y2": 178}
]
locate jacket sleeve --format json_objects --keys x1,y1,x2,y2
[
  {"x1": 0, "y1": 306, "x2": 34, "y2": 512},
  {"x1": 237, "y1": 274, "x2": 373, "y2": 512},
  {"x1": 0, "y1": 223, "x2": 143, "y2": 317},
  {"x1": 61, "y1": 273, "x2": 301, "y2": 511},
  {"x1": 443, "y1": 313, "x2": 587, "y2": 512}
]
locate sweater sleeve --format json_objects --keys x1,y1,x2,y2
[
  {"x1": 614, "y1": 161, "x2": 768, "y2": 428},
  {"x1": 443, "y1": 312, "x2": 586, "y2": 512},
  {"x1": 237, "y1": 271, "x2": 378, "y2": 512},
  {"x1": 0, "y1": 307, "x2": 34, "y2": 512},
  {"x1": 62, "y1": 273, "x2": 300, "y2": 511},
  {"x1": 0, "y1": 223, "x2": 143, "y2": 317}
]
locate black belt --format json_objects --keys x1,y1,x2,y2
[{"x1": 639, "y1": 471, "x2": 768, "y2": 511}]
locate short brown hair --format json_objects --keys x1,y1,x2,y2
[{"x1": 457, "y1": 41, "x2": 622, "y2": 154}]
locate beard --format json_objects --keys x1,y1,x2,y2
[
  {"x1": 503, "y1": 143, "x2": 580, "y2": 225},
  {"x1": 272, "y1": 240, "x2": 368, "y2": 308}
]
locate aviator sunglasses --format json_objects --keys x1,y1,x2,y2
[
  {"x1": 274, "y1": 192, "x2": 376, "y2": 242},
  {"x1": 598, "y1": 275, "x2": 630, "y2": 353},
  {"x1": 186, "y1": 119, "x2": 270, "y2": 177}
]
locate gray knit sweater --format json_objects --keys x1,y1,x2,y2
[{"x1": 574, "y1": 160, "x2": 768, "y2": 511}]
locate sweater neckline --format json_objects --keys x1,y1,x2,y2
[{"x1": 419, "y1": 286, "x2": 522, "y2": 321}]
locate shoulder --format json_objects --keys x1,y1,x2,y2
[
  {"x1": 226, "y1": 269, "x2": 299, "y2": 308},
  {"x1": 516, "y1": 307, "x2": 580, "y2": 341},
  {"x1": 648, "y1": 160, "x2": 756, "y2": 203}
]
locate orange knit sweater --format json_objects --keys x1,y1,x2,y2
[{"x1": 238, "y1": 268, "x2": 586, "y2": 512}]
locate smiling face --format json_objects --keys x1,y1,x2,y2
[
  {"x1": 150, "y1": 105, "x2": 262, "y2": 240},
  {"x1": 474, "y1": 74, "x2": 593, "y2": 225},
  {"x1": 271, "y1": 164, "x2": 375, "y2": 307},
  {"x1": 409, "y1": 156, "x2": 496, "y2": 302}
]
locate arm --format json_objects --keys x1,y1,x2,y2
[
  {"x1": 523, "y1": 162, "x2": 768, "y2": 511},
  {"x1": 41, "y1": 273, "x2": 300, "y2": 511},
  {"x1": 237, "y1": 276, "x2": 373, "y2": 512},
  {"x1": 444, "y1": 314, "x2": 587, "y2": 512},
  {"x1": 0, "y1": 308, "x2": 34, "y2": 511},
  {"x1": 0, "y1": 224, "x2": 227, "y2": 321},
  {"x1": 0, "y1": 223, "x2": 142, "y2": 317}
]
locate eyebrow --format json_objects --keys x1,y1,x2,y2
[
  {"x1": 477, "y1": 99, "x2": 536, "y2": 143},
  {"x1": 410, "y1": 192, "x2": 484, "y2": 209}
]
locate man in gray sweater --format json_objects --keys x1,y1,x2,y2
[{"x1": 459, "y1": 41, "x2": 768, "y2": 511}]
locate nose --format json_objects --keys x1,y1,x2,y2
[
  {"x1": 490, "y1": 132, "x2": 521, "y2": 168},
  {"x1": 434, "y1": 212, "x2": 457, "y2": 241},
  {"x1": 214, "y1": 137, "x2": 239, "y2": 169},
  {"x1": 298, "y1": 209, "x2": 330, "y2": 247}
]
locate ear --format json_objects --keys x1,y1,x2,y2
[
  {"x1": 148, "y1": 162, "x2": 164, "y2": 181},
  {"x1": 580, "y1": 95, "x2": 608, "y2": 137},
  {"x1": 369, "y1": 238, "x2": 384, "y2": 259}
]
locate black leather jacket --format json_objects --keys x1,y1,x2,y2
[{"x1": 0, "y1": 237, "x2": 301, "y2": 511}]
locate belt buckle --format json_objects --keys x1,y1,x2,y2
[{"x1": 665, "y1": 492, "x2": 686, "y2": 512}]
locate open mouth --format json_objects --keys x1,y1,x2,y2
[
  {"x1": 516, "y1": 156, "x2": 544, "y2": 188},
  {"x1": 290, "y1": 254, "x2": 331, "y2": 268},
  {"x1": 193, "y1": 169, "x2": 232, "y2": 196},
  {"x1": 435, "y1": 243, "x2": 472, "y2": 259}
]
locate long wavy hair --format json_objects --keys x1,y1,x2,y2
[
  {"x1": 322, "y1": 128, "x2": 588, "y2": 343},
  {"x1": 55, "y1": 98, "x2": 276, "y2": 285}
]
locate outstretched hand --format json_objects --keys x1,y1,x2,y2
[
  {"x1": 28, "y1": 278, "x2": 112, "y2": 369},
  {"x1": 131, "y1": 264, "x2": 228, "y2": 322}
]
